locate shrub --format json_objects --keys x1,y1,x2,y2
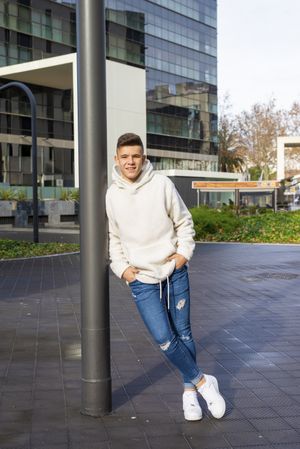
[
  {"x1": 190, "y1": 206, "x2": 300, "y2": 243},
  {"x1": 190, "y1": 206, "x2": 239, "y2": 241},
  {"x1": 0, "y1": 188, "x2": 28, "y2": 200},
  {"x1": 235, "y1": 210, "x2": 300, "y2": 243},
  {"x1": 59, "y1": 189, "x2": 79, "y2": 201},
  {"x1": 69, "y1": 189, "x2": 79, "y2": 202},
  {"x1": 15, "y1": 190, "x2": 27, "y2": 201},
  {"x1": 0, "y1": 188, "x2": 16, "y2": 200}
]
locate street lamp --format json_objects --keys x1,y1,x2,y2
[
  {"x1": 0, "y1": 81, "x2": 39, "y2": 243},
  {"x1": 77, "y1": 0, "x2": 111, "y2": 417}
]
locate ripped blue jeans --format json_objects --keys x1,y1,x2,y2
[{"x1": 129, "y1": 265, "x2": 203, "y2": 388}]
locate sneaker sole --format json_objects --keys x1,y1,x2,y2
[{"x1": 183, "y1": 412, "x2": 203, "y2": 421}]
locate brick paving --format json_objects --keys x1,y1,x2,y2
[{"x1": 0, "y1": 243, "x2": 300, "y2": 449}]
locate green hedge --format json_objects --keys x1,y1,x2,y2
[
  {"x1": 190, "y1": 206, "x2": 300, "y2": 243},
  {"x1": 1, "y1": 207, "x2": 299, "y2": 260},
  {"x1": 190, "y1": 206, "x2": 239, "y2": 241}
]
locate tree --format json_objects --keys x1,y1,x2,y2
[
  {"x1": 235, "y1": 99, "x2": 286, "y2": 180},
  {"x1": 218, "y1": 95, "x2": 245, "y2": 173},
  {"x1": 285, "y1": 101, "x2": 300, "y2": 135},
  {"x1": 283, "y1": 102, "x2": 300, "y2": 177}
]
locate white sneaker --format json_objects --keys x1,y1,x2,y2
[
  {"x1": 197, "y1": 374, "x2": 226, "y2": 419},
  {"x1": 183, "y1": 390, "x2": 203, "y2": 421}
]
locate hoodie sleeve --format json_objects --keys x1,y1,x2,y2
[
  {"x1": 106, "y1": 191, "x2": 131, "y2": 279},
  {"x1": 167, "y1": 180, "x2": 195, "y2": 261}
]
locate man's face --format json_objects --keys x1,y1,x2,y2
[{"x1": 115, "y1": 145, "x2": 145, "y2": 183}]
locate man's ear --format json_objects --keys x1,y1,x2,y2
[{"x1": 114, "y1": 154, "x2": 119, "y2": 165}]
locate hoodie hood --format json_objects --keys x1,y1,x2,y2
[{"x1": 112, "y1": 159, "x2": 154, "y2": 192}]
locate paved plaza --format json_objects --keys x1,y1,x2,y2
[{"x1": 0, "y1": 243, "x2": 300, "y2": 449}]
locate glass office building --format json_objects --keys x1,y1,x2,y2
[
  {"x1": 0, "y1": 0, "x2": 76, "y2": 185},
  {"x1": 0, "y1": 0, "x2": 217, "y2": 186},
  {"x1": 105, "y1": 0, "x2": 218, "y2": 171}
]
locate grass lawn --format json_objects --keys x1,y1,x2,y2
[{"x1": 0, "y1": 239, "x2": 80, "y2": 260}]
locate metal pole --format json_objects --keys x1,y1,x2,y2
[
  {"x1": 235, "y1": 189, "x2": 239, "y2": 209},
  {"x1": 77, "y1": 0, "x2": 111, "y2": 416},
  {"x1": 0, "y1": 81, "x2": 39, "y2": 243}
]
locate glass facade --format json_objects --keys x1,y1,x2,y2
[
  {"x1": 0, "y1": 78, "x2": 74, "y2": 186},
  {"x1": 0, "y1": 0, "x2": 76, "y2": 65},
  {"x1": 105, "y1": 0, "x2": 218, "y2": 158},
  {"x1": 150, "y1": 156, "x2": 218, "y2": 171},
  {"x1": 106, "y1": 10, "x2": 145, "y2": 67},
  {"x1": 0, "y1": 0, "x2": 76, "y2": 186},
  {"x1": 0, "y1": 0, "x2": 217, "y2": 186}
]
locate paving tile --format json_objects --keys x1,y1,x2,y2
[
  {"x1": 220, "y1": 409, "x2": 245, "y2": 421},
  {"x1": 31, "y1": 445, "x2": 68, "y2": 449},
  {"x1": 70, "y1": 444, "x2": 109, "y2": 449},
  {"x1": 260, "y1": 395, "x2": 297, "y2": 407},
  {"x1": 270, "y1": 445, "x2": 300, "y2": 449},
  {"x1": 241, "y1": 407, "x2": 280, "y2": 419},
  {"x1": 229, "y1": 446, "x2": 272, "y2": 449},
  {"x1": 223, "y1": 431, "x2": 268, "y2": 446},
  {"x1": 30, "y1": 430, "x2": 69, "y2": 446},
  {"x1": 262, "y1": 429, "x2": 300, "y2": 444},
  {"x1": 0, "y1": 245, "x2": 300, "y2": 448},
  {"x1": 213, "y1": 418, "x2": 255, "y2": 433},
  {"x1": 185, "y1": 432, "x2": 231, "y2": 449},
  {"x1": 230, "y1": 396, "x2": 267, "y2": 408},
  {"x1": 147, "y1": 434, "x2": 191, "y2": 449},
  {"x1": 0, "y1": 433, "x2": 30, "y2": 449},
  {"x1": 0, "y1": 391, "x2": 32, "y2": 410},
  {"x1": 109, "y1": 438, "x2": 149, "y2": 449},
  {"x1": 69, "y1": 427, "x2": 108, "y2": 444},
  {"x1": 249, "y1": 416, "x2": 293, "y2": 431}
]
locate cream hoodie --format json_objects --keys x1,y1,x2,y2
[{"x1": 105, "y1": 160, "x2": 195, "y2": 284}]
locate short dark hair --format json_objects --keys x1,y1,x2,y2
[{"x1": 117, "y1": 133, "x2": 144, "y2": 152}]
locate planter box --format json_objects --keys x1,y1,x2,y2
[
  {"x1": 0, "y1": 200, "x2": 17, "y2": 225},
  {"x1": 0, "y1": 200, "x2": 79, "y2": 228}
]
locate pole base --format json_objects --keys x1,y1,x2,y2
[{"x1": 81, "y1": 377, "x2": 112, "y2": 417}]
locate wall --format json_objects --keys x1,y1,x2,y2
[{"x1": 106, "y1": 60, "x2": 146, "y2": 185}]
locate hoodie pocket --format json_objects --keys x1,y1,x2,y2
[{"x1": 125, "y1": 240, "x2": 177, "y2": 269}]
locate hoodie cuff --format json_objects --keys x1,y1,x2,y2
[
  {"x1": 111, "y1": 261, "x2": 131, "y2": 280},
  {"x1": 176, "y1": 245, "x2": 194, "y2": 261}
]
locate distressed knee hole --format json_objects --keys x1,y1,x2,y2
[
  {"x1": 176, "y1": 299, "x2": 186, "y2": 310},
  {"x1": 180, "y1": 334, "x2": 191, "y2": 342},
  {"x1": 160, "y1": 341, "x2": 171, "y2": 351}
]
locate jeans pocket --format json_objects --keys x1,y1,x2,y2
[
  {"x1": 128, "y1": 279, "x2": 139, "y2": 286},
  {"x1": 174, "y1": 264, "x2": 187, "y2": 273}
]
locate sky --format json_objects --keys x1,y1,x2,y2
[{"x1": 218, "y1": 0, "x2": 300, "y2": 114}]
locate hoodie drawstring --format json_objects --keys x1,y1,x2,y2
[{"x1": 159, "y1": 276, "x2": 170, "y2": 310}]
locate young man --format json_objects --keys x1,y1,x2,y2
[{"x1": 106, "y1": 133, "x2": 226, "y2": 421}]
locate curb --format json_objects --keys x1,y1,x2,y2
[
  {"x1": 0, "y1": 250, "x2": 80, "y2": 263},
  {"x1": 196, "y1": 241, "x2": 300, "y2": 247}
]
